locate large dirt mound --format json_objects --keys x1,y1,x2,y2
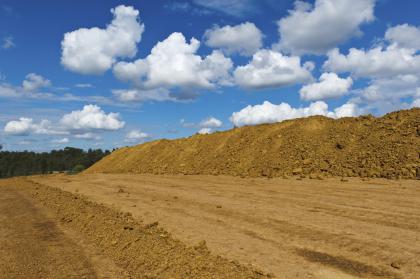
[{"x1": 87, "y1": 108, "x2": 420, "y2": 179}]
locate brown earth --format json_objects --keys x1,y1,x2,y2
[
  {"x1": 0, "y1": 177, "x2": 268, "y2": 279},
  {"x1": 86, "y1": 108, "x2": 420, "y2": 179},
  {"x1": 29, "y1": 173, "x2": 420, "y2": 279}
]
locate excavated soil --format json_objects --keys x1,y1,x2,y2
[
  {"x1": 86, "y1": 108, "x2": 420, "y2": 179},
  {"x1": 29, "y1": 173, "x2": 420, "y2": 279},
  {"x1": 0, "y1": 177, "x2": 268, "y2": 279}
]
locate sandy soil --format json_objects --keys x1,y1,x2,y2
[{"x1": 28, "y1": 173, "x2": 420, "y2": 279}]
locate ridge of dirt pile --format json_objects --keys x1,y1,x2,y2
[
  {"x1": 11, "y1": 178, "x2": 268, "y2": 278},
  {"x1": 87, "y1": 108, "x2": 420, "y2": 179}
]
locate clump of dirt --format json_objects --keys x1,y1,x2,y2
[
  {"x1": 86, "y1": 108, "x2": 420, "y2": 179},
  {"x1": 15, "y1": 178, "x2": 268, "y2": 279}
]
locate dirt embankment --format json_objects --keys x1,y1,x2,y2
[
  {"x1": 0, "y1": 178, "x2": 268, "y2": 279},
  {"x1": 87, "y1": 108, "x2": 420, "y2": 179}
]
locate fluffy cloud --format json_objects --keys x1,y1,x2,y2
[
  {"x1": 299, "y1": 72, "x2": 352, "y2": 101},
  {"x1": 324, "y1": 24, "x2": 420, "y2": 79},
  {"x1": 234, "y1": 49, "x2": 313, "y2": 89},
  {"x1": 4, "y1": 118, "x2": 40, "y2": 136},
  {"x1": 61, "y1": 5, "x2": 144, "y2": 75},
  {"x1": 4, "y1": 118, "x2": 62, "y2": 136},
  {"x1": 198, "y1": 127, "x2": 212, "y2": 134},
  {"x1": 204, "y1": 22, "x2": 263, "y2": 56},
  {"x1": 350, "y1": 74, "x2": 420, "y2": 114},
  {"x1": 200, "y1": 116, "x2": 222, "y2": 128},
  {"x1": 60, "y1": 105, "x2": 125, "y2": 131},
  {"x1": 196, "y1": 116, "x2": 222, "y2": 135},
  {"x1": 22, "y1": 73, "x2": 51, "y2": 92},
  {"x1": 276, "y1": 0, "x2": 375, "y2": 55},
  {"x1": 114, "y1": 33, "x2": 233, "y2": 88},
  {"x1": 0, "y1": 73, "x2": 94, "y2": 102},
  {"x1": 113, "y1": 33, "x2": 233, "y2": 100},
  {"x1": 125, "y1": 129, "x2": 150, "y2": 143},
  {"x1": 385, "y1": 24, "x2": 420, "y2": 50},
  {"x1": 230, "y1": 100, "x2": 359, "y2": 126},
  {"x1": 323, "y1": 24, "x2": 420, "y2": 113},
  {"x1": 324, "y1": 46, "x2": 420, "y2": 78}
]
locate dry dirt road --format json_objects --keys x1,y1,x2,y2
[{"x1": 28, "y1": 173, "x2": 420, "y2": 279}]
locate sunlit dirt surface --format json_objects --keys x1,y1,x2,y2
[{"x1": 28, "y1": 173, "x2": 420, "y2": 279}]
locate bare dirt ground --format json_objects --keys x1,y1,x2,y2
[
  {"x1": 0, "y1": 177, "x2": 267, "y2": 279},
  {"x1": 0, "y1": 181, "x2": 128, "y2": 279},
  {"x1": 27, "y1": 173, "x2": 420, "y2": 279}
]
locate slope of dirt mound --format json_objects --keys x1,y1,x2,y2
[{"x1": 87, "y1": 108, "x2": 420, "y2": 179}]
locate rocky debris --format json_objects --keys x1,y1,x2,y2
[{"x1": 86, "y1": 108, "x2": 420, "y2": 180}]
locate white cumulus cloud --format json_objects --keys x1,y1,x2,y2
[
  {"x1": 204, "y1": 22, "x2": 263, "y2": 56},
  {"x1": 299, "y1": 72, "x2": 352, "y2": 101},
  {"x1": 230, "y1": 101, "x2": 359, "y2": 127},
  {"x1": 234, "y1": 49, "x2": 313, "y2": 89},
  {"x1": 113, "y1": 32, "x2": 233, "y2": 100},
  {"x1": 4, "y1": 118, "x2": 62, "y2": 136},
  {"x1": 113, "y1": 33, "x2": 233, "y2": 101},
  {"x1": 60, "y1": 104, "x2": 125, "y2": 131},
  {"x1": 323, "y1": 24, "x2": 420, "y2": 113},
  {"x1": 22, "y1": 73, "x2": 51, "y2": 92},
  {"x1": 324, "y1": 46, "x2": 420, "y2": 78},
  {"x1": 200, "y1": 117, "x2": 222, "y2": 128},
  {"x1": 385, "y1": 24, "x2": 420, "y2": 50},
  {"x1": 61, "y1": 5, "x2": 144, "y2": 75},
  {"x1": 198, "y1": 127, "x2": 212, "y2": 134},
  {"x1": 350, "y1": 74, "x2": 420, "y2": 114},
  {"x1": 125, "y1": 129, "x2": 150, "y2": 143},
  {"x1": 276, "y1": 0, "x2": 375, "y2": 55}
]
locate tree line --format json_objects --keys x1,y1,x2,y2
[{"x1": 0, "y1": 145, "x2": 111, "y2": 178}]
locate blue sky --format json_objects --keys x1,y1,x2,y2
[{"x1": 0, "y1": 0, "x2": 419, "y2": 151}]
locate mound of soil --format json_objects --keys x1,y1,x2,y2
[{"x1": 87, "y1": 108, "x2": 420, "y2": 179}]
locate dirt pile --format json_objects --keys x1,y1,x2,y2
[
  {"x1": 9, "y1": 178, "x2": 268, "y2": 278},
  {"x1": 87, "y1": 108, "x2": 420, "y2": 179}
]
